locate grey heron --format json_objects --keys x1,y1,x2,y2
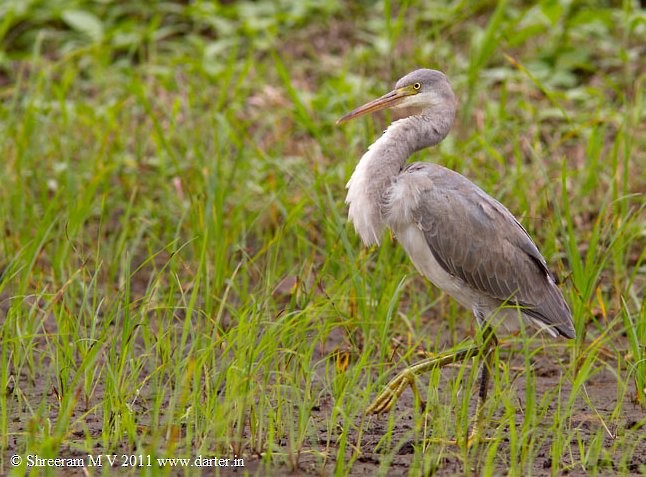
[{"x1": 337, "y1": 69, "x2": 575, "y2": 444}]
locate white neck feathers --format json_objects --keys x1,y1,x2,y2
[{"x1": 345, "y1": 109, "x2": 455, "y2": 246}]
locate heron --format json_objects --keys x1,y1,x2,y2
[{"x1": 336, "y1": 69, "x2": 575, "y2": 444}]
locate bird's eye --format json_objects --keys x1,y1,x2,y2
[{"x1": 413, "y1": 82, "x2": 421, "y2": 90}]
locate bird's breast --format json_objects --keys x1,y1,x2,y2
[{"x1": 383, "y1": 168, "x2": 429, "y2": 229}]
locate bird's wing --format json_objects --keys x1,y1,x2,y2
[{"x1": 404, "y1": 164, "x2": 574, "y2": 338}]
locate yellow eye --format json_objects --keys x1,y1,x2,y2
[{"x1": 413, "y1": 82, "x2": 421, "y2": 90}]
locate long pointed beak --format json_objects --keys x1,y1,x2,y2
[{"x1": 336, "y1": 85, "x2": 417, "y2": 125}]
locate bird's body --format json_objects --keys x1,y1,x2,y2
[
  {"x1": 337, "y1": 69, "x2": 575, "y2": 432},
  {"x1": 342, "y1": 69, "x2": 574, "y2": 339}
]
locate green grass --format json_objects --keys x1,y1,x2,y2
[{"x1": 1, "y1": 0, "x2": 645, "y2": 475}]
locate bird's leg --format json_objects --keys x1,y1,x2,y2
[
  {"x1": 366, "y1": 325, "x2": 498, "y2": 448},
  {"x1": 365, "y1": 346, "x2": 481, "y2": 415},
  {"x1": 462, "y1": 325, "x2": 498, "y2": 447}
]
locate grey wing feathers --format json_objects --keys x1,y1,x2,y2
[{"x1": 408, "y1": 165, "x2": 575, "y2": 338}]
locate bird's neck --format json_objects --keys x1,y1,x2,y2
[{"x1": 345, "y1": 109, "x2": 454, "y2": 246}]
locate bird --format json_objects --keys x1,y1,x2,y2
[{"x1": 336, "y1": 69, "x2": 575, "y2": 445}]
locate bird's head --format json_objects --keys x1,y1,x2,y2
[{"x1": 337, "y1": 69, "x2": 456, "y2": 125}]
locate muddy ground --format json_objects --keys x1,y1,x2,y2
[
  {"x1": 296, "y1": 323, "x2": 646, "y2": 476},
  {"x1": 4, "y1": 308, "x2": 645, "y2": 477}
]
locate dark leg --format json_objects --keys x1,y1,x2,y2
[{"x1": 467, "y1": 325, "x2": 498, "y2": 445}]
